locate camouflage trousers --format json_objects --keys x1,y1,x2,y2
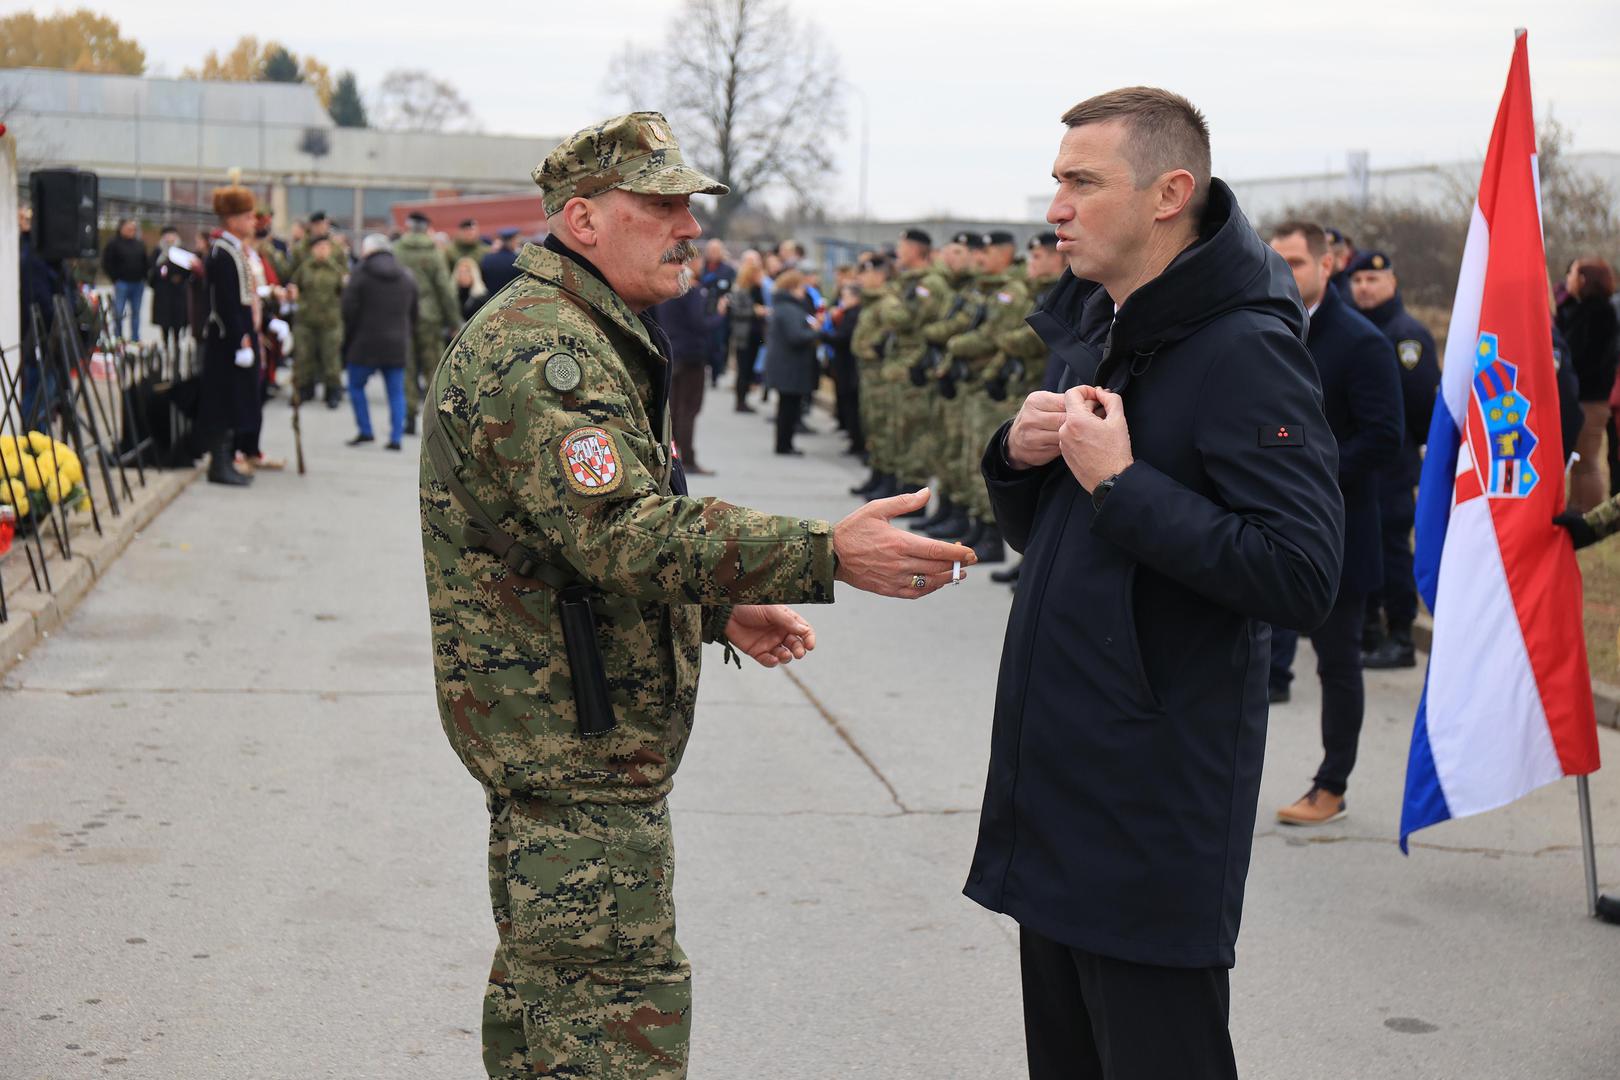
[
  {"x1": 936, "y1": 393, "x2": 967, "y2": 503},
  {"x1": 408, "y1": 319, "x2": 452, "y2": 415},
  {"x1": 293, "y1": 319, "x2": 342, "y2": 396},
  {"x1": 885, "y1": 361, "x2": 930, "y2": 484},
  {"x1": 963, "y1": 388, "x2": 1016, "y2": 521},
  {"x1": 483, "y1": 792, "x2": 690, "y2": 1079}
]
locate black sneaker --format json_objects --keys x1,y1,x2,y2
[
  {"x1": 347, "y1": 433, "x2": 375, "y2": 447},
  {"x1": 386, "y1": 441, "x2": 402, "y2": 451},
  {"x1": 1363, "y1": 637, "x2": 1417, "y2": 669}
]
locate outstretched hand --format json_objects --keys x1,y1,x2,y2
[
  {"x1": 725, "y1": 605, "x2": 817, "y2": 668},
  {"x1": 833, "y1": 488, "x2": 977, "y2": 598}
]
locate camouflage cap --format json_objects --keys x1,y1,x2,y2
[{"x1": 533, "y1": 111, "x2": 728, "y2": 218}]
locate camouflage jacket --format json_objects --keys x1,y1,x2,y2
[
  {"x1": 922, "y1": 270, "x2": 984, "y2": 348},
  {"x1": 988, "y1": 272, "x2": 1061, "y2": 392},
  {"x1": 420, "y1": 242, "x2": 837, "y2": 805},
  {"x1": 946, "y1": 271, "x2": 1031, "y2": 377},
  {"x1": 850, "y1": 286, "x2": 890, "y2": 365},
  {"x1": 288, "y1": 257, "x2": 346, "y2": 326},
  {"x1": 288, "y1": 233, "x2": 350, "y2": 278},
  {"x1": 394, "y1": 232, "x2": 461, "y2": 328},
  {"x1": 872, "y1": 266, "x2": 951, "y2": 375},
  {"x1": 444, "y1": 238, "x2": 490, "y2": 272}
]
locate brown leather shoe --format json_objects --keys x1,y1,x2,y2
[{"x1": 1277, "y1": 786, "x2": 1346, "y2": 826}]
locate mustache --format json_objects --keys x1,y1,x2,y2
[{"x1": 661, "y1": 240, "x2": 700, "y2": 265}]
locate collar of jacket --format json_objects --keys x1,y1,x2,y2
[
  {"x1": 1026, "y1": 177, "x2": 1306, "y2": 388},
  {"x1": 1359, "y1": 293, "x2": 1405, "y2": 328},
  {"x1": 519, "y1": 235, "x2": 660, "y2": 358}
]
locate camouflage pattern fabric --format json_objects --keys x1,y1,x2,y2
[
  {"x1": 1582, "y1": 492, "x2": 1620, "y2": 544},
  {"x1": 533, "y1": 112, "x2": 727, "y2": 218},
  {"x1": 922, "y1": 270, "x2": 985, "y2": 504},
  {"x1": 287, "y1": 233, "x2": 349, "y2": 279},
  {"x1": 950, "y1": 272, "x2": 1033, "y2": 521},
  {"x1": 873, "y1": 266, "x2": 951, "y2": 484},
  {"x1": 851, "y1": 285, "x2": 892, "y2": 474},
  {"x1": 395, "y1": 232, "x2": 462, "y2": 413},
  {"x1": 289, "y1": 256, "x2": 347, "y2": 395},
  {"x1": 421, "y1": 240, "x2": 838, "y2": 1077},
  {"x1": 990, "y1": 271, "x2": 1062, "y2": 401}
]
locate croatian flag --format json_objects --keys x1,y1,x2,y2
[{"x1": 1400, "y1": 31, "x2": 1600, "y2": 852}]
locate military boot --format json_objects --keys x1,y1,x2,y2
[
  {"x1": 913, "y1": 496, "x2": 957, "y2": 532},
  {"x1": 990, "y1": 561, "x2": 1021, "y2": 585},
  {"x1": 864, "y1": 474, "x2": 899, "y2": 502},
  {"x1": 958, "y1": 519, "x2": 986, "y2": 548},
  {"x1": 925, "y1": 507, "x2": 971, "y2": 540},
  {"x1": 1363, "y1": 627, "x2": 1417, "y2": 669},
  {"x1": 972, "y1": 524, "x2": 1006, "y2": 564},
  {"x1": 850, "y1": 468, "x2": 884, "y2": 496}
]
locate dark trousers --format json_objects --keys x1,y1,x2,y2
[
  {"x1": 774, "y1": 391, "x2": 803, "y2": 452},
  {"x1": 734, "y1": 341, "x2": 759, "y2": 408},
  {"x1": 834, "y1": 354, "x2": 864, "y2": 449},
  {"x1": 1020, "y1": 926, "x2": 1237, "y2": 1080},
  {"x1": 1370, "y1": 482, "x2": 1418, "y2": 632},
  {"x1": 670, "y1": 362, "x2": 706, "y2": 469},
  {"x1": 1270, "y1": 586, "x2": 1367, "y2": 795}
]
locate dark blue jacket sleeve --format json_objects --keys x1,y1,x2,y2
[
  {"x1": 1089, "y1": 326, "x2": 1344, "y2": 631},
  {"x1": 982, "y1": 420, "x2": 1058, "y2": 554},
  {"x1": 1338, "y1": 332, "x2": 1404, "y2": 484},
  {"x1": 1400, "y1": 325, "x2": 1441, "y2": 448}
]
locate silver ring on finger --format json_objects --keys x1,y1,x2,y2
[{"x1": 912, "y1": 573, "x2": 927, "y2": 590}]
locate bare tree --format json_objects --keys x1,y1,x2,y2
[
  {"x1": 606, "y1": 0, "x2": 846, "y2": 238},
  {"x1": 1536, "y1": 118, "x2": 1620, "y2": 277},
  {"x1": 369, "y1": 70, "x2": 479, "y2": 133}
]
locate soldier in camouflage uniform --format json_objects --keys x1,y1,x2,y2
[
  {"x1": 983, "y1": 231, "x2": 1065, "y2": 587},
  {"x1": 862, "y1": 230, "x2": 950, "y2": 503},
  {"x1": 445, "y1": 218, "x2": 491, "y2": 272},
  {"x1": 943, "y1": 231, "x2": 1030, "y2": 564},
  {"x1": 910, "y1": 233, "x2": 984, "y2": 539},
  {"x1": 287, "y1": 235, "x2": 347, "y2": 404},
  {"x1": 847, "y1": 253, "x2": 894, "y2": 497},
  {"x1": 287, "y1": 211, "x2": 350, "y2": 278},
  {"x1": 395, "y1": 211, "x2": 463, "y2": 432},
  {"x1": 420, "y1": 112, "x2": 976, "y2": 1080}
]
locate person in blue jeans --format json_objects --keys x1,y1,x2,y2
[
  {"x1": 340, "y1": 234, "x2": 419, "y2": 450},
  {"x1": 101, "y1": 219, "x2": 150, "y2": 341}
]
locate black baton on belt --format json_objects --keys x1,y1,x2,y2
[{"x1": 558, "y1": 585, "x2": 617, "y2": 738}]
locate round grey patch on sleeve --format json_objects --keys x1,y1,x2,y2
[{"x1": 544, "y1": 352, "x2": 582, "y2": 393}]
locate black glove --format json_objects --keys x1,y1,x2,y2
[
  {"x1": 937, "y1": 370, "x2": 958, "y2": 399},
  {"x1": 1555, "y1": 510, "x2": 1600, "y2": 550},
  {"x1": 908, "y1": 361, "x2": 930, "y2": 388},
  {"x1": 984, "y1": 375, "x2": 1009, "y2": 402}
]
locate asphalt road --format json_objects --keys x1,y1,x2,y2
[{"x1": 3, "y1": 378, "x2": 1617, "y2": 1079}]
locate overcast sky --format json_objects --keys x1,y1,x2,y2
[{"x1": 67, "y1": 0, "x2": 1620, "y2": 221}]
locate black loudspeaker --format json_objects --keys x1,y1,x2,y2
[{"x1": 31, "y1": 168, "x2": 100, "y2": 261}]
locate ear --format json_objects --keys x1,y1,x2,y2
[
  {"x1": 1153, "y1": 170, "x2": 1197, "y2": 223},
  {"x1": 559, "y1": 198, "x2": 599, "y2": 250}
]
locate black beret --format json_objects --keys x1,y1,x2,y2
[
  {"x1": 901, "y1": 228, "x2": 932, "y2": 247},
  {"x1": 984, "y1": 230, "x2": 1016, "y2": 248},
  {"x1": 406, "y1": 211, "x2": 431, "y2": 224},
  {"x1": 308, "y1": 211, "x2": 328, "y2": 224},
  {"x1": 1028, "y1": 231, "x2": 1060, "y2": 250},
  {"x1": 1347, "y1": 250, "x2": 1393, "y2": 274},
  {"x1": 951, "y1": 230, "x2": 984, "y2": 250},
  {"x1": 458, "y1": 218, "x2": 478, "y2": 229}
]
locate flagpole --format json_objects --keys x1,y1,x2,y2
[{"x1": 1576, "y1": 775, "x2": 1620, "y2": 923}]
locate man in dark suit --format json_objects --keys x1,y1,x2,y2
[{"x1": 1267, "y1": 222, "x2": 1404, "y2": 825}]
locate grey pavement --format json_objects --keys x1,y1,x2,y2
[{"x1": 2, "y1": 377, "x2": 1618, "y2": 1079}]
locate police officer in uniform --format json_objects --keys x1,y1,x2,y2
[
  {"x1": 419, "y1": 112, "x2": 976, "y2": 1079},
  {"x1": 1348, "y1": 250, "x2": 1440, "y2": 669}
]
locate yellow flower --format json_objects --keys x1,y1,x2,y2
[
  {"x1": 25, "y1": 431, "x2": 54, "y2": 456},
  {"x1": 0, "y1": 477, "x2": 29, "y2": 516},
  {"x1": 16, "y1": 455, "x2": 44, "y2": 492},
  {"x1": 0, "y1": 442, "x2": 23, "y2": 478}
]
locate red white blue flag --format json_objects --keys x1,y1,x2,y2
[{"x1": 1401, "y1": 31, "x2": 1600, "y2": 851}]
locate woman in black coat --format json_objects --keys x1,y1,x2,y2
[
  {"x1": 1556, "y1": 257, "x2": 1619, "y2": 510},
  {"x1": 762, "y1": 270, "x2": 820, "y2": 456},
  {"x1": 729, "y1": 255, "x2": 767, "y2": 413},
  {"x1": 340, "y1": 235, "x2": 419, "y2": 450}
]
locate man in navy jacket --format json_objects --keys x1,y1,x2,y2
[
  {"x1": 967, "y1": 88, "x2": 1343, "y2": 1079},
  {"x1": 1266, "y1": 222, "x2": 1403, "y2": 826}
]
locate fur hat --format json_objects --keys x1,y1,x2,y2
[{"x1": 212, "y1": 185, "x2": 255, "y2": 218}]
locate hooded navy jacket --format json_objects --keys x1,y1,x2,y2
[{"x1": 965, "y1": 179, "x2": 1343, "y2": 968}]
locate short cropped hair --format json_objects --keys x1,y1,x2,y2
[
  {"x1": 1062, "y1": 87, "x2": 1212, "y2": 220},
  {"x1": 773, "y1": 268, "x2": 806, "y2": 293},
  {"x1": 1269, "y1": 220, "x2": 1328, "y2": 258}
]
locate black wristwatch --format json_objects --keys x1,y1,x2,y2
[{"x1": 1091, "y1": 472, "x2": 1121, "y2": 511}]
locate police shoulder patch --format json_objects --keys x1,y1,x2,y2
[
  {"x1": 559, "y1": 426, "x2": 624, "y2": 495},
  {"x1": 544, "y1": 352, "x2": 583, "y2": 392},
  {"x1": 1397, "y1": 339, "x2": 1422, "y2": 370}
]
